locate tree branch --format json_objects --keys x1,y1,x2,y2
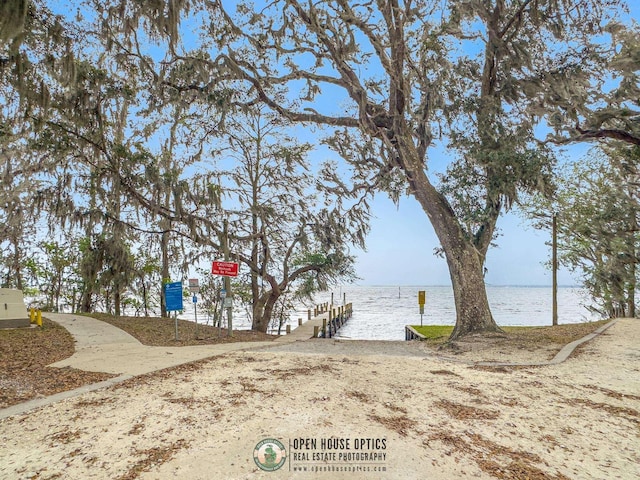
[{"x1": 571, "y1": 126, "x2": 640, "y2": 146}]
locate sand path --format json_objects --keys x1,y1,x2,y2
[{"x1": 0, "y1": 318, "x2": 638, "y2": 479}]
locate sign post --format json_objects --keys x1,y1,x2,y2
[
  {"x1": 218, "y1": 288, "x2": 227, "y2": 337},
  {"x1": 213, "y1": 221, "x2": 239, "y2": 337},
  {"x1": 418, "y1": 290, "x2": 426, "y2": 327},
  {"x1": 165, "y1": 281, "x2": 184, "y2": 341},
  {"x1": 189, "y1": 279, "x2": 200, "y2": 339}
]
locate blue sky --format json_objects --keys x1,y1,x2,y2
[{"x1": 354, "y1": 194, "x2": 571, "y2": 286}]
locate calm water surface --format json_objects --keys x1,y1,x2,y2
[
  {"x1": 314, "y1": 286, "x2": 599, "y2": 341},
  {"x1": 184, "y1": 285, "x2": 599, "y2": 341}
]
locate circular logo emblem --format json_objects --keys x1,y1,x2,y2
[{"x1": 253, "y1": 438, "x2": 287, "y2": 472}]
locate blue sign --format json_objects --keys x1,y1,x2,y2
[
  {"x1": 192, "y1": 295, "x2": 197, "y2": 304},
  {"x1": 165, "y1": 282, "x2": 184, "y2": 312}
]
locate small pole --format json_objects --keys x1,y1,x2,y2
[
  {"x1": 223, "y1": 219, "x2": 233, "y2": 337},
  {"x1": 219, "y1": 282, "x2": 225, "y2": 338},
  {"x1": 194, "y1": 294, "x2": 199, "y2": 339},
  {"x1": 552, "y1": 212, "x2": 558, "y2": 326},
  {"x1": 174, "y1": 311, "x2": 179, "y2": 341}
]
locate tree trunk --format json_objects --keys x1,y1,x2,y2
[
  {"x1": 447, "y1": 242, "x2": 499, "y2": 338},
  {"x1": 55, "y1": 273, "x2": 62, "y2": 312},
  {"x1": 398, "y1": 144, "x2": 501, "y2": 340},
  {"x1": 627, "y1": 255, "x2": 636, "y2": 318},
  {"x1": 114, "y1": 290, "x2": 121, "y2": 316},
  {"x1": 142, "y1": 281, "x2": 149, "y2": 317},
  {"x1": 160, "y1": 229, "x2": 169, "y2": 317},
  {"x1": 250, "y1": 230, "x2": 261, "y2": 330},
  {"x1": 626, "y1": 213, "x2": 637, "y2": 318},
  {"x1": 11, "y1": 236, "x2": 23, "y2": 291},
  {"x1": 81, "y1": 288, "x2": 92, "y2": 312},
  {"x1": 252, "y1": 291, "x2": 279, "y2": 333},
  {"x1": 81, "y1": 269, "x2": 97, "y2": 313}
]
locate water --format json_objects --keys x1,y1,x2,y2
[
  {"x1": 182, "y1": 285, "x2": 600, "y2": 341},
  {"x1": 325, "y1": 285, "x2": 599, "y2": 340}
]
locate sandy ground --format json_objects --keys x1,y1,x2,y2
[{"x1": 1, "y1": 319, "x2": 639, "y2": 480}]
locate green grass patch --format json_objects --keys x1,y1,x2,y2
[
  {"x1": 410, "y1": 319, "x2": 611, "y2": 347},
  {"x1": 410, "y1": 325, "x2": 453, "y2": 340}
]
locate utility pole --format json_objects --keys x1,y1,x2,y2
[
  {"x1": 223, "y1": 219, "x2": 233, "y2": 336},
  {"x1": 552, "y1": 212, "x2": 558, "y2": 326}
]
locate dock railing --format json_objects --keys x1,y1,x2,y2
[
  {"x1": 404, "y1": 325, "x2": 426, "y2": 341},
  {"x1": 311, "y1": 303, "x2": 353, "y2": 338},
  {"x1": 277, "y1": 302, "x2": 353, "y2": 341}
]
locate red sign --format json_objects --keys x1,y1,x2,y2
[{"x1": 211, "y1": 261, "x2": 239, "y2": 277}]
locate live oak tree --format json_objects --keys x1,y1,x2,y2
[
  {"x1": 139, "y1": 0, "x2": 620, "y2": 339},
  {"x1": 524, "y1": 147, "x2": 638, "y2": 318},
  {"x1": 107, "y1": 100, "x2": 360, "y2": 333},
  {"x1": 1, "y1": 1, "x2": 189, "y2": 313},
  {"x1": 75, "y1": 1, "x2": 364, "y2": 332},
  {"x1": 211, "y1": 106, "x2": 359, "y2": 332},
  {"x1": 1, "y1": 2, "x2": 126, "y2": 308},
  {"x1": 20, "y1": 32, "x2": 158, "y2": 315},
  {"x1": 0, "y1": 1, "x2": 78, "y2": 291},
  {"x1": 527, "y1": 19, "x2": 639, "y2": 317}
]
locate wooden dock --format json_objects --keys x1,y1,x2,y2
[{"x1": 275, "y1": 302, "x2": 353, "y2": 341}]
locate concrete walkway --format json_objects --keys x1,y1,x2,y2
[
  {"x1": 46, "y1": 313, "x2": 281, "y2": 376},
  {"x1": 46, "y1": 310, "x2": 334, "y2": 375}
]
